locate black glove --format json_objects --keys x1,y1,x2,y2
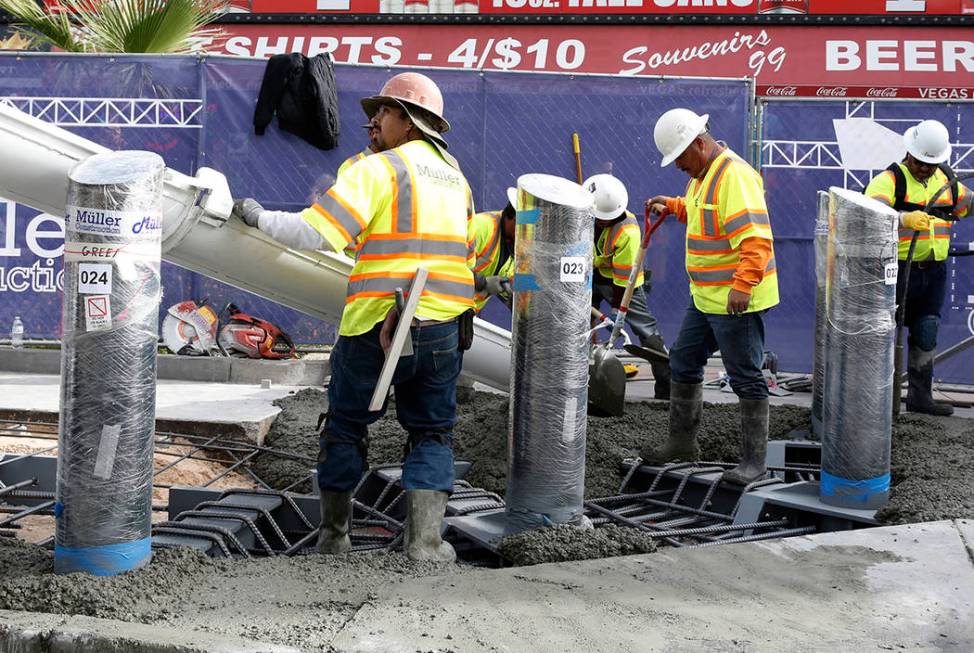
[
  {"x1": 232, "y1": 198, "x2": 264, "y2": 228},
  {"x1": 483, "y1": 275, "x2": 511, "y2": 297}
]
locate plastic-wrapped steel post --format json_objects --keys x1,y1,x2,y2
[
  {"x1": 505, "y1": 174, "x2": 594, "y2": 534},
  {"x1": 821, "y1": 187, "x2": 898, "y2": 509},
  {"x1": 55, "y1": 151, "x2": 165, "y2": 575},
  {"x1": 811, "y1": 190, "x2": 830, "y2": 439}
]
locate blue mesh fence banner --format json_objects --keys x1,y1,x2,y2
[
  {"x1": 0, "y1": 53, "x2": 750, "y2": 355},
  {"x1": 760, "y1": 99, "x2": 974, "y2": 384}
]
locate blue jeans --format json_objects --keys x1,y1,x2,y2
[
  {"x1": 669, "y1": 303, "x2": 768, "y2": 400},
  {"x1": 592, "y1": 280, "x2": 661, "y2": 343},
  {"x1": 896, "y1": 260, "x2": 945, "y2": 352},
  {"x1": 318, "y1": 320, "x2": 463, "y2": 494}
]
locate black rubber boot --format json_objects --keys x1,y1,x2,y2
[
  {"x1": 643, "y1": 335, "x2": 671, "y2": 401},
  {"x1": 639, "y1": 381, "x2": 701, "y2": 463},
  {"x1": 722, "y1": 398, "x2": 769, "y2": 486},
  {"x1": 317, "y1": 490, "x2": 353, "y2": 554},
  {"x1": 404, "y1": 490, "x2": 456, "y2": 563},
  {"x1": 905, "y1": 347, "x2": 953, "y2": 416}
]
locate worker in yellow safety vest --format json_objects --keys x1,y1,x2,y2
[
  {"x1": 469, "y1": 187, "x2": 517, "y2": 312},
  {"x1": 232, "y1": 72, "x2": 475, "y2": 563},
  {"x1": 640, "y1": 108, "x2": 779, "y2": 486},
  {"x1": 585, "y1": 173, "x2": 671, "y2": 400},
  {"x1": 865, "y1": 119, "x2": 973, "y2": 416}
]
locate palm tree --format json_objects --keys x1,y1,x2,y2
[{"x1": 0, "y1": 0, "x2": 228, "y2": 54}]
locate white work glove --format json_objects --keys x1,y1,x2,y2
[
  {"x1": 232, "y1": 198, "x2": 264, "y2": 228},
  {"x1": 483, "y1": 275, "x2": 512, "y2": 297}
]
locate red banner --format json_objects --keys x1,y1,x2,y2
[
  {"x1": 232, "y1": 0, "x2": 967, "y2": 14},
  {"x1": 215, "y1": 24, "x2": 974, "y2": 99}
]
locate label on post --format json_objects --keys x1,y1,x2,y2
[
  {"x1": 884, "y1": 262, "x2": 898, "y2": 285},
  {"x1": 84, "y1": 295, "x2": 112, "y2": 332},
  {"x1": 65, "y1": 206, "x2": 162, "y2": 239},
  {"x1": 77, "y1": 263, "x2": 112, "y2": 294},
  {"x1": 560, "y1": 257, "x2": 586, "y2": 283}
]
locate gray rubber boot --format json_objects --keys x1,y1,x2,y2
[
  {"x1": 404, "y1": 489, "x2": 456, "y2": 563},
  {"x1": 905, "y1": 346, "x2": 953, "y2": 416},
  {"x1": 643, "y1": 334, "x2": 671, "y2": 401},
  {"x1": 722, "y1": 398, "x2": 769, "y2": 486},
  {"x1": 316, "y1": 490, "x2": 352, "y2": 554},
  {"x1": 639, "y1": 381, "x2": 701, "y2": 463}
]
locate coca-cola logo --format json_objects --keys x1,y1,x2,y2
[
  {"x1": 816, "y1": 86, "x2": 848, "y2": 97},
  {"x1": 758, "y1": 0, "x2": 807, "y2": 14},
  {"x1": 866, "y1": 87, "x2": 899, "y2": 98},
  {"x1": 765, "y1": 86, "x2": 797, "y2": 96}
]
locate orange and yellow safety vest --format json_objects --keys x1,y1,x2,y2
[
  {"x1": 300, "y1": 139, "x2": 475, "y2": 336},
  {"x1": 594, "y1": 211, "x2": 644, "y2": 288},
  {"x1": 682, "y1": 149, "x2": 778, "y2": 315}
]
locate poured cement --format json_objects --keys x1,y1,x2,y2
[
  {"x1": 253, "y1": 389, "x2": 974, "y2": 525},
  {"x1": 0, "y1": 537, "x2": 456, "y2": 651},
  {"x1": 252, "y1": 389, "x2": 811, "y2": 499},
  {"x1": 497, "y1": 524, "x2": 658, "y2": 566}
]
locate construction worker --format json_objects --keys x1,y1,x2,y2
[
  {"x1": 640, "y1": 108, "x2": 779, "y2": 485},
  {"x1": 585, "y1": 174, "x2": 671, "y2": 399},
  {"x1": 469, "y1": 187, "x2": 516, "y2": 312},
  {"x1": 232, "y1": 72, "x2": 474, "y2": 562},
  {"x1": 865, "y1": 119, "x2": 973, "y2": 416}
]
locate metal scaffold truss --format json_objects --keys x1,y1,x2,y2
[
  {"x1": 761, "y1": 100, "x2": 974, "y2": 190},
  {"x1": 0, "y1": 97, "x2": 203, "y2": 129}
]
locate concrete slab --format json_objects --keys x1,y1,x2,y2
[
  {"x1": 0, "y1": 609, "x2": 301, "y2": 653},
  {"x1": 332, "y1": 521, "x2": 974, "y2": 652},
  {"x1": 0, "y1": 372, "x2": 309, "y2": 444}
]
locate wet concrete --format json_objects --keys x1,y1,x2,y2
[
  {"x1": 496, "y1": 524, "x2": 658, "y2": 566},
  {"x1": 253, "y1": 389, "x2": 974, "y2": 528},
  {"x1": 0, "y1": 538, "x2": 456, "y2": 652},
  {"x1": 252, "y1": 389, "x2": 812, "y2": 499}
]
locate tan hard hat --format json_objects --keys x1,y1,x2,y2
[{"x1": 360, "y1": 72, "x2": 450, "y2": 135}]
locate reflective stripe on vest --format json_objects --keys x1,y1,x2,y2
[
  {"x1": 473, "y1": 212, "x2": 503, "y2": 273},
  {"x1": 336, "y1": 141, "x2": 475, "y2": 336}
]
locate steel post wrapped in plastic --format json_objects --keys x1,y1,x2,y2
[
  {"x1": 55, "y1": 151, "x2": 165, "y2": 575},
  {"x1": 505, "y1": 174, "x2": 594, "y2": 534},
  {"x1": 811, "y1": 190, "x2": 830, "y2": 439},
  {"x1": 821, "y1": 187, "x2": 897, "y2": 509}
]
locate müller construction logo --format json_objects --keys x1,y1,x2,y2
[{"x1": 66, "y1": 206, "x2": 162, "y2": 239}]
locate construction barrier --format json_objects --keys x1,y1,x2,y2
[{"x1": 0, "y1": 53, "x2": 751, "y2": 349}]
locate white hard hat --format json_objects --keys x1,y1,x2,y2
[
  {"x1": 583, "y1": 174, "x2": 628, "y2": 220},
  {"x1": 903, "y1": 120, "x2": 951, "y2": 165},
  {"x1": 506, "y1": 187, "x2": 517, "y2": 209},
  {"x1": 654, "y1": 108, "x2": 710, "y2": 167}
]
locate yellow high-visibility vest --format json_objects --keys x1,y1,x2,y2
[
  {"x1": 300, "y1": 139, "x2": 475, "y2": 336},
  {"x1": 337, "y1": 148, "x2": 371, "y2": 176},
  {"x1": 594, "y1": 210, "x2": 644, "y2": 288},
  {"x1": 865, "y1": 164, "x2": 973, "y2": 262},
  {"x1": 469, "y1": 210, "x2": 514, "y2": 311},
  {"x1": 683, "y1": 149, "x2": 778, "y2": 315}
]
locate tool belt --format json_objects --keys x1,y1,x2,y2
[{"x1": 458, "y1": 309, "x2": 474, "y2": 351}]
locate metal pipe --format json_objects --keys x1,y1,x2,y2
[
  {"x1": 811, "y1": 190, "x2": 830, "y2": 438},
  {"x1": 55, "y1": 151, "x2": 165, "y2": 576},
  {"x1": 822, "y1": 188, "x2": 896, "y2": 510},
  {"x1": 505, "y1": 174, "x2": 594, "y2": 534}
]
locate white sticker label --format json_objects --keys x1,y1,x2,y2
[
  {"x1": 884, "y1": 262, "x2": 898, "y2": 285},
  {"x1": 560, "y1": 257, "x2": 586, "y2": 282},
  {"x1": 84, "y1": 295, "x2": 112, "y2": 332},
  {"x1": 77, "y1": 263, "x2": 112, "y2": 294},
  {"x1": 562, "y1": 397, "x2": 578, "y2": 444},
  {"x1": 93, "y1": 424, "x2": 121, "y2": 480},
  {"x1": 63, "y1": 241, "x2": 160, "y2": 263},
  {"x1": 65, "y1": 206, "x2": 162, "y2": 239}
]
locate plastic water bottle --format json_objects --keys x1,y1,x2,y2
[{"x1": 10, "y1": 316, "x2": 23, "y2": 348}]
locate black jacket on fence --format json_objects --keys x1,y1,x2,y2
[{"x1": 253, "y1": 53, "x2": 340, "y2": 150}]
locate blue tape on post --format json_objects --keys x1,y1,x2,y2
[
  {"x1": 516, "y1": 209, "x2": 540, "y2": 225},
  {"x1": 513, "y1": 274, "x2": 540, "y2": 292},
  {"x1": 54, "y1": 537, "x2": 151, "y2": 576},
  {"x1": 820, "y1": 470, "x2": 890, "y2": 502}
]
